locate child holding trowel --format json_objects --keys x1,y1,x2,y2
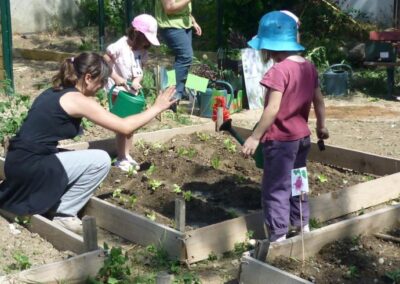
[{"x1": 242, "y1": 11, "x2": 329, "y2": 242}]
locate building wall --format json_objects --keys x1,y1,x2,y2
[
  {"x1": 336, "y1": 0, "x2": 394, "y2": 28},
  {"x1": 10, "y1": 0, "x2": 82, "y2": 33}
]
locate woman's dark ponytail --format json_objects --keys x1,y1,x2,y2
[{"x1": 52, "y1": 52, "x2": 111, "y2": 91}]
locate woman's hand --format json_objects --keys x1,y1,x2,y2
[
  {"x1": 153, "y1": 86, "x2": 178, "y2": 111},
  {"x1": 242, "y1": 135, "x2": 260, "y2": 157}
]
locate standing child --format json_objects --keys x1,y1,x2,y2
[
  {"x1": 242, "y1": 11, "x2": 329, "y2": 242},
  {"x1": 104, "y1": 14, "x2": 160, "y2": 172}
]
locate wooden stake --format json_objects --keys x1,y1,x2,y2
[
  {"x1": 175, "y1": 198, "x2": 186, "y2": 232},
  {"x1": 254, "y1": 239, "x2": 270, "y2": 261},
  {"x1": 299, "y1": 193, "x2": 305, "y2": 266},
  {"x1": 155, "y1": 65, "x2": 162, "y2": 122},
  {"x1": 190, "y1": 90, "x2": 197, "y2": 117},
  {"x1": 216, "y1": 107, "x2": 223, "y2": 132},
  {"x1": 82, "y1": 215, "x2": 98, "y2": 252},
  {"x1": 156, "y1": 271, "x2": 174, "y2": 284}
]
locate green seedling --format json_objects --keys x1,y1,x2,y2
[
  {"x1": 152, "y1": 142, "x2": 164, "y2": 150},
  {"x1": 386, "y1": 269, "x2": 400, "y2": 283},
  {"x1": 316, "y1": 173, "x2": 328, "y2": 183},
  {"x1": 177, "y1": 146, "x2": 197, "y2": 159},
  {"x1": 246, "y1": 230, "x2": 255, "y2": 240},
  {"x1": 211, "y1": 156, "x2": 221, "y2": 169},
  {"x1": 127, "y1": 166, "x2": 137, "y2": 178},
  {"x1": 196, "y1": 131, "x2": 210, "y2": 142},
  {"x1": 227, "y1": 209, "x2": 238, "y2": 218},
  {"x1": 112, "y1": 188, "x2": 122, "y2": 199},
  {"x1": 81, "y1": 117, "x2": 93, "y2": 130},
  {"x1": 11, "y1": 253, "x2": 31, "y2": 271},
  {"x1": 223, "y1": 138, "x2": 237, "y2": 153},
  {"x1": 309, "y1": 218, "x2": 322, "y2": 229},
  {"x1": 358, "y1": 207, "x2": 365, "y2": 215},
  {"x1": 351, "y1": 235, "x2": 361, "y2": 245},
  {"x1": 146, "y1": 211, "x2": 156, "y2": 221},
  {"x1": 187, "y1": 147, "x2": 197, "y2": 158},
  {"x1": 149, "y1": 179, "x2": 162, "y2": 191},
  {"x1": 14, "y1": 216, "x2": 31, "y2": 225},
  {"x1": 177, "y1": 147, "x2": 188, "y2": 157},
  {"x1": 362, "y1": 175, "x2": 374, "y2": 182},
  {"x1": 233, "y1": 174, "x2": 246, "y2": 184},
  {"x1": 345, "y1": 265, "x2": 359, "y2": 279},
  {"x1": 135, "y1": 139, "x2": 146, "y2": 150},
  {"x1": 172, "y1": 184, "x2": 182, "y2": 194},
  {"x1": 182, "y1": 190, "x2": 193, "y2": 202},
  {"x1": 128, "y1": 195, "x2": 137, "y2": 208},
  {"x1": 146, "y1": 164, "x2": 156, "y2": 176},
  {"x1": 208, "y1": 251, "x2": 218, "y2": 261}
]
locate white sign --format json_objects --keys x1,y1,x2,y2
[
  {"x1": 291, "y1": 167, "x2": 309, "y2": 196},
  {"x1": 241, "y1": 48, "x2": 273, "y2": 110}
]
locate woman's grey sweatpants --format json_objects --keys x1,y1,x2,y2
[{"x1": 55, "y1": 149, "x2": 111, "y2": 216}]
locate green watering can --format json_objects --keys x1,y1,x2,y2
[
  {"x1": 219, "y1": 119, "x2": 264, "y2": 169},
  {"x1": 108, "y1": 83, "x2": 146, "y2": 118}
]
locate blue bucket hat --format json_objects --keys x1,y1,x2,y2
[{"x1": 248, "y1": 11, "x2": 305, "y2": 51}]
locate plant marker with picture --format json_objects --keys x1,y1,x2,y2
[{"x1": 291, "y1": 166, "x2": 309, "y2": 265}]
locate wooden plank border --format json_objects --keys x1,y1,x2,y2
[
  {"x1": 0, "y1": 249, "x2": 105, "y2": 284},
  {"x1": 0, "y1": 209, "x2": 86, "y2": 254},
  {"x1": 234, "y1": 127, "x2": 400, "y2": 176},
  {"x1": 267, "y1": 204, "x2": 400, "y2": 261},
  {"x1": 239, "y1": 255, "x2": 311, "y2": 284},
  {"x1": 84, "y1": 197, "x2": 185, "y2": 260}
]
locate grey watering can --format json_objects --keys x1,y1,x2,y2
[{"x1": 322, "y1": 64, "x2": 352, "y2": 96}]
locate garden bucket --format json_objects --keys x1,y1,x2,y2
[
  {"x1": 108, "y1": 85, "x2": 146, "y2": 118},
  {"x1": 322, "y1": 64, "x2": 352, "y2": 96},
  {"x1": 198, "y1": 80, "x2": 234, "y2": 118}
]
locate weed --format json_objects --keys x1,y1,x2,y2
[
  {"x1": 223, "y1": 138, "x2": 237, "y2": 153},
  {"x1": 196, "y1": 132, "x2": 210, "y2": 142},
  {"x1": 227, "y1": 209, "x2": 238, "y2": 218},
  {"x1": 386, "y1": 269, "x2": 400, "y2": 283},
  {"x1": 211, "y1": 156, "x2": 221, "y2": 169},
  {"x1": 10, "y1": 252, "x2": 31, "y2": 271},
  {"x1": 182, "y1": 190, "x2": 193, "y2": 202},
  {"x1": 316, "y1": 173, "x2": 328, "y2": 183},
  {"x1": 345, "y1": 265, "x2": 359, "y2": 279},
  {"x1": 81, "y1": 118, "x2": 94, "y2": 130},
  {"x1": 135, "y1": 139, "x2": 147, "y2": 150},
  {"x1": 208, "y1": 251, "x2": 218, "y2": 261},
  {"x1": 14, "y1": 216, "x2": 31, "y2": 225},
  {"x1": 358, "y1": 207, "x2": 365, "y2": 215},
  {"x1": 233, "y1": 174, "x2": 246, "y2": 184},
  {"x1": 112, "y1": 188, "x2": 122, "y2": 199},
  {"x1": 309, "y1": 218, "x2": 322, "y2": 229},
  {"x1": 149, "y1": 179, "x2": 162, "y2": 191},
  {"x1": 88, "y1": 243, "x2": 131, "y2": 283},
  {"x1": 146, "y1": 211, "x2": 156, "y2": 221},
  {"x1": 172, "y1": 184, "x2": 182, "y2": 194},
  {"x1": 351, "y1": 235, "x2": 361, "y2": 245},
  {"x1": 246, "y1": 230, "x2": 255, "y2": 240}
]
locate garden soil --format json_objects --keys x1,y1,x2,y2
[{"x1": 0, "y1": 32, "x2": 400, "y2": 282}]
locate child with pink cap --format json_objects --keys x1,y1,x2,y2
[
  {"x1": 242, "y1": 11, "x2": 329, "y2": 242},
  {"x1": 104, "y1": 14, "x2": 160, "y2": 172}
]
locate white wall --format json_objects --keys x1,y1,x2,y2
[
  {"x1": 337, "y1": 0, "x2": 394, "y2": 28},
  {"x1": 10, "y1": 0, "x2": 82, "y2": 33}
]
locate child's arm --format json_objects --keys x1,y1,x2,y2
[
  {"x1": 103, "y1": 53, "x2": 128, "y2": 87},
  {"x1": 313, "y1": 87, "x2": 329, "y2": 139},
  {"x1": 242, "y1": 89, "x2": 282, "y2": 156}
]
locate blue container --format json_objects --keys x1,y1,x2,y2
[
  {"x1": 322, "y1": 64, "x2": 352, "y2": 96},
  {"x1": 198, "y1": 80, "x2": 234, "y2": 118}
]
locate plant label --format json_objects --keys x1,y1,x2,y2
[{"x1": 291, "y1": 167, "x2": 309, "y2": 196}]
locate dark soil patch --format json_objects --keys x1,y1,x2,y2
[
  {"x1": 272, "y1": 229, "x2": 400, "y2": 283},
  {"x1": 95, "y1": 131, "x2": 375, "y2": 230}
]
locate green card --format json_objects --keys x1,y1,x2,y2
[
  {"x1": 166, "y1": 70, "x2": 176, "y2": 87},
  {"x1": 185, "y1": 74, "x2": 209, "y2": 93}
]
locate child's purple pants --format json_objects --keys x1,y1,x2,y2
[{"x1": 261, "y1": 136, "x2": 311, "y2": 237}]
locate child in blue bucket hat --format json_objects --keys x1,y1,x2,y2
[{"x1": 243, "y1": 11, "x2": 329, "y2": 242}]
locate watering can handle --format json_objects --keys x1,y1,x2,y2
[
  {"x1": 107, "y1": 85, "x2": 117, "y2": 110},
  {"x1": 214, "y1": 80, "x2": 234, "y2": 109},
  {"x1": 325, "y1": 64, "x2": 353, "y2": 77}
]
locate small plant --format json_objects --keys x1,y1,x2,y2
[
  {"x1": 172, "y1": 184, "x2": 182, "y2": 194},
  {"x1": 208, "y1": 251, "x2": 218, "y2": 261},
  {"x1": 96, "y1": 89, "x2": 108, "y2": 107},
  {"x1": 233, "y1": 174, "x2": 246, "y2": 184},
  {"x1": 182, "y1": 190, "x2": 193, "y2": 202},
  {"x1": 211, "y1": 156, "x2": 221, "y2": 169},
  {"x1": 227, "y1": 209, "x2": 238, "y2": 218},
  {"x1": 177, "y1": 147, "x2": 189, "y2": 157},
  {"x1": 14, "y1": 216, "x2": 31, "y2": 225},
  {"x1": 89, "y1": 243, "x2": 131, "y2": 283},
  {"x1": 316, "y1": 173, "x2": 328, "y2": 183},
  {"x1": 135, "y1": 139, "x2": 146, "y2": 150},
  {"x1": 127, "y1": 166, "x2": 137, "y2": 178},
  {"x1": 223, "y1": 138, "x2": 237, "y2": 153},
  {"x1": 128, "y1": 195, "x2": 137, "y2": 208},
  {"x1": 309, "y1": 218, "x2": 322, "y2": 229},
  {"x1": 146, "y1": 164, "x2": 156, "y2": 176},
  {"x1": 146, "y1": 211, "x2": 156, "y2": 221},
  {"x1": 246, "y1": 230, "x2": 255, "y2": 240},
  {"x1": 112, "y1": 188, "x2": 122, "y2": 199},
  {"x1": 345, "y1": 265, "x2": 359, "y2": 279},
  {"x1": 152, "y1": 142, "x2": 164, "y2": 150},
  {"x1": 351, "y1": 235, "x2": 361, "y2": 245},
  {"x1": 11, "y1": 253, "x2": 31, "y2": 271},
  {"x1": 149, "y1": 179, "x2": 162, "y2": 191},
  {"x1": 196, "y1": 131, "x2": 210, "y2": 142},
  {"x1": 81, "y1": 117, "x2": 94, "y2": 130},
  {"x1": 386, "y1": 269, "x2": 400, "y2": 283},
  {"x1": 358, "y1": 207, "x2": 365, "y2": 215},
  {"x1": 177, "y1": 146, "x2": 197, "y2": 159}
]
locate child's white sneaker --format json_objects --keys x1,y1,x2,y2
[
  {"x1": 126, "y1": 155, "x2": 140, "y2": 170},
  {"x1": 114, "y1": 159, "x2": 134, "y2": 172},
  {"x1": 53, "y1": 216, "x2": 82, "y2": 234},
  {"x1": 269, "y1": 233, "x2": 287, "y2": 242}
]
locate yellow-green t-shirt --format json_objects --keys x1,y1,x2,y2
[{"x1": 155, "y1": 0, "x2": 192, "y2": 29}]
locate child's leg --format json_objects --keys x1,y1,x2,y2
[
  {"x1": 125, "y1": 133, "x2": 133, "y2": 157},
  {"x1": 290, "y1": 136, "x2": 311, "y2": 228},
  {"x1": 54, "y1": 149, "x2": 111, "y2": 216},
  {"x1": 116, "y1": 133, "x2": 127, "y2": 160},
  {"x1": 262, "y1": 140, "x2": 299, "y2": 240}
]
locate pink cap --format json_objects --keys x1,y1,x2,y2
[{"x1": 131, "y1": 14, "x2": 160, "y2": 46}]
